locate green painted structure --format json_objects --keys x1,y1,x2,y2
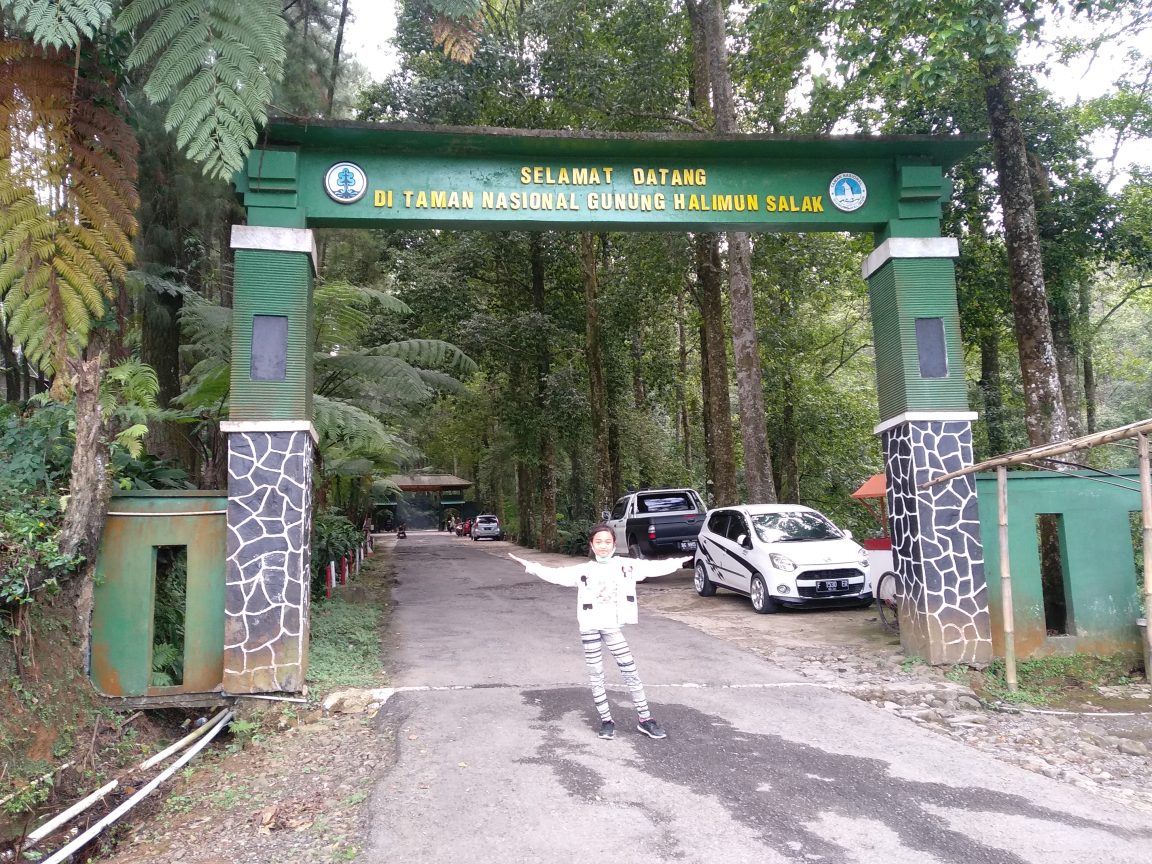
[
  {"x1": 91, "y1": 492, "x2": 227, "y2": 699},
  {"x1": 867, "y1": 257, "x2": 967, "y2": 419},
  {"x1": 975, "y1": 471, "x2": 1145, "y2": 659}
]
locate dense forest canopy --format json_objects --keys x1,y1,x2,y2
[{"x1": 1, "y1": 0, "x2": 1151, "y2": 587}]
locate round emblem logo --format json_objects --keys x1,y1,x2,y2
[
  {"x1": 828, "y1": 172, "x2": 867, "y2": 212},
  {"x1": 324, "y1": 162, "x2": 368, "y2": 204}
]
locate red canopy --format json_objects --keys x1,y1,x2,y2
[{"x1": 851, "y1": 473, "x2": 886, "y2": 500}]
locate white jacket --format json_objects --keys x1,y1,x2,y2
[{"x1": 518, "y1": 555, "x2": 685, "y2": 630}]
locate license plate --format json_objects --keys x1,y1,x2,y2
[
  {"x1": 680, "y1": 540, "x2": 697, "y2": 551},
  {"x1": 817, "y1": 579, "x2": 849, "y2": 592}
]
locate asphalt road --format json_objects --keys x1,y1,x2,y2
[{"x1": 365, "y1": 531, "x2": 1152, "y2": 863}]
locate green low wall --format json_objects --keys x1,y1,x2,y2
[{"x1": 975, "y1": 471, "x2": 1145, "y2": 660}]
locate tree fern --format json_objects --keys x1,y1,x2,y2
[
  {"x1": 116, "y1": 0, "x2": 288, "y2": 180},
  {"x1": 2, "y1": 0, "x2": 112, "y2": 49},
  {"x1": 0, "y1": 41, "x2": 138, "y2": 377}
]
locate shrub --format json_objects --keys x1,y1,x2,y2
[
  {"x1": 311, "y1": 511, "x2": 364, "y2": 599},
  {"x1": 557, "y1": 519, "x2": 597, "y2": 558}
]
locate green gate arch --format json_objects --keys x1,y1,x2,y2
[{"x1": 222, "y1": 119, "x2": 989, "y2": 692}]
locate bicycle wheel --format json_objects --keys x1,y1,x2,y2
[{"x1": 875, "y1": 570, "x2": 900, "y2": 632}]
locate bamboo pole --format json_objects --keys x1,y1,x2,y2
[
  {"x1": 923, "y1": 416, "x2": 1152, "y2": 488},
  {"x1": 997, "y1": 466, "x2": 1017, "y2": 692},
  {"x1": 1139, "y1": 434, "x2": 1152, "y2": 679}
]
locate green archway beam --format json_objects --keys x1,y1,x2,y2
[{"x1": 236, "y1": 119, "x2": 985, "y2": 237}]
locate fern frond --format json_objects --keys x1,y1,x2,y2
[
  {"x1": 370, "y1": 339, "x2": 477, "y2": 376},
  {"x1": 416, "y1": 368, "x2": 471, "y2": 395},
  {"x1": 313, "y1": 394, "x2": 399, "y2": 454},
  {"x1": 117, "y1": 0, "x2": 287, "y2": 179},
  {"x1": 113, "y1": 423, "x2": 149, "y2": 458},
  {"x1": 7, "y1": 0, "x2": 112, "y2": 49}
]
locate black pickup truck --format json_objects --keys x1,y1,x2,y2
[{"x1": 604, "y1": 488, "x2": 707, "y2": 560}]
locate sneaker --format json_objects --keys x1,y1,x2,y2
[
  {"x1": 636, "y1": 718, "x2": 667, "y2": 739},
  {"x1": 597, "y1": 720, "x2": 616, "y2": 739}
]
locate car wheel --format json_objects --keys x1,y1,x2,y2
[
  {"x1": 749, "y1": 575, "x2": 777, "y2": 614},
  {"x1": 627, "y1": 538, "x2": 646, "y2": 560},
  {"x1": 694, "y1": 561, "x2": 717, "y2": 597}
]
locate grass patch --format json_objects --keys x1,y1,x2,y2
[
  {"x1": 307, "y1": 594, "x2": 387, "y2": 690},
  {"x1": 978, "y1": 653, "x2": 1140, "y2": 705}
]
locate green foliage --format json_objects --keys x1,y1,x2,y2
[
  {"x1": 1, "y1": 771, "x2": 52, "y2": 816},
  {"x1": 0, "y1": 404, "x2": 81, "y2": 605},
  {"x1": 980, "y1": 653, "x2": 1140, "y2": 705},
  {"x1": 311, "y1": 511, "x2": 364, "y2": 600},
  {"x1": 150, "y1": 546, "x2": 186, "y2": 685},
  {"x1": 556, "y1": 519, "x2": 598, "y2": 557},
  {"x1": 0, "y1": 494, "x2": 79, "y2": 605},
  {"x1": 3, "y1": 0, "x2": 111, "y2": 49},
  {"x1": 116, "y1": 0, "x2": 288, "y2": 180}
]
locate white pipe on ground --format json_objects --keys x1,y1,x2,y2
[
  {"x1": 41, "y1": 710, "x2": 233, "y2": 864},
  {"x1": 138, "y1": 707, "x2": 230, "y2": 771}
]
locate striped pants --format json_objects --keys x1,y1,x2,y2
[{"x1": 581, "y1": 628, "x2": 651, "y2": 722}]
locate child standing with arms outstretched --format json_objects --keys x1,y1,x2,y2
[{"x1": 509, "y1": 524, "x2": 690, "y2": 740}]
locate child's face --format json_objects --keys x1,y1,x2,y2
[{"x1": 589, "y1": 530, "x2": 616, "y2": 557}]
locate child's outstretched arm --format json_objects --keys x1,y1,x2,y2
[
  {"x1": 508, "y1": 553, "x2": 585, "y2": 587},
  {"x1": 629, "y1": 556, "x2": 694, "y2": 581}
]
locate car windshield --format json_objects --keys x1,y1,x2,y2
[
  {"x1": 477, "y1": 516, "x2": 497, "y2": 524},
  {"x1": 750, "y1": 511, "x2": 842, "y2": 543}
]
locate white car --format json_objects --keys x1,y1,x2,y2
[{"x1": 692, "y1": 504, "x2": 872, "y2": 613}]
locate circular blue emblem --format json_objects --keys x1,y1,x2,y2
[
  {"x1": 324, "y1": 162, "x2": 368, "y2": 204},
  {"x1": 829, "y1": 172, "x2": 867, "y2": 212}
]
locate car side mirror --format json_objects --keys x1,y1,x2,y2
[
  {"x1": 842, "y1": 529, "x2": 853, "y2": 540},
  {"x1": 601, "y1": 510, "x2": 611, "y2": 520},
  {"x1": 737, "y1": 533, "x2": 752, "y2": 549}
]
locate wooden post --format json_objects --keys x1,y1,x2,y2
[
  {"x1": 1138, "y1": 434, "x2": 1152, "y2": 678},
  {"x1": 997, "y1": 466, "x2": 1017, "y2": 692}
]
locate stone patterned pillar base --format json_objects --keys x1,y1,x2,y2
[
  {"x1": 881, "y1": 414, "x2": 992, "y2": 665},
  {"x1": 221, "y1": 422, "x2": 315, "y2": 692}
]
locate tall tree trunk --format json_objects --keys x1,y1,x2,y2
[
  {"x1": 58, "y1": 336, "x2": 110, "y2": 568},
  {"x1": 779, "y1": 370, "x2": 800, "y2": 504},
  {"x1": 1050, "y1": 295, "x2": 1082, "y2": 437},
  {"x1": 694, "y1": 234, "x2": 737, "y2": 505},
  {"x1": 530, "y1": 234, "x2": 557, "y2": 552},
  {"x1": 325, "y1": 0, "x2": 351, "y2": 116},
  {"x1": 516, "y1": 462, "x2": 535, "y2": 547},
  {"x1": 142, "y1": 287, "x2": 192, "y2": 467},
  {"x1": 630, "y1": 331, "x2": 646, "y2": 408},
  {"x1": 580, "y1": 233, "x2": 613, "y2": 515},
  {"x1": 676, "y1": 288, "x2": 691, "y2": 473},
  {"x1": 695, "y1": 0, "x2": 776, "y2": 503},
  {"x1": 568, "y1": 441, "x2": 586, "y2": 520},
  {"x1": 1080, "y1": 281, "x2": 1096, "y2": 434},
  {"x1": 0, "y1": 326, "x2": 19, "y2": 402},
  {"x1": 978, "y1": 331, "x2": 1008, "y2": 456},
  {"x1": 982, "y1": 60, "x2": 1070, "y2": 448},
  {"x1": 539, "y1": 434, "x2": 557, "y2": 551}
]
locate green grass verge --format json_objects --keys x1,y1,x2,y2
[
  {"x1": 307, "y1": 594, "x2": 387, "y2": 691},
  {"x1": 979, "y1": 653, "x2": 1141, "y2": 705}
]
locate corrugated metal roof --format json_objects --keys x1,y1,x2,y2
[{"x1": 386, "y1": 473, "x2": 472, "y2": 491}]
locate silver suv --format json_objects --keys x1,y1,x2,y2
[{"x1": 471, "y1": 514, "x2": 504, "y2": 541}]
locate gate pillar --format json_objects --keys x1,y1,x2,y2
[
  {"x1": 864, "y1": 237, "x2": 992, "y2": 665},
  {"x1": 220, "y1": 225, "x2": 317, "y2": 692}
]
